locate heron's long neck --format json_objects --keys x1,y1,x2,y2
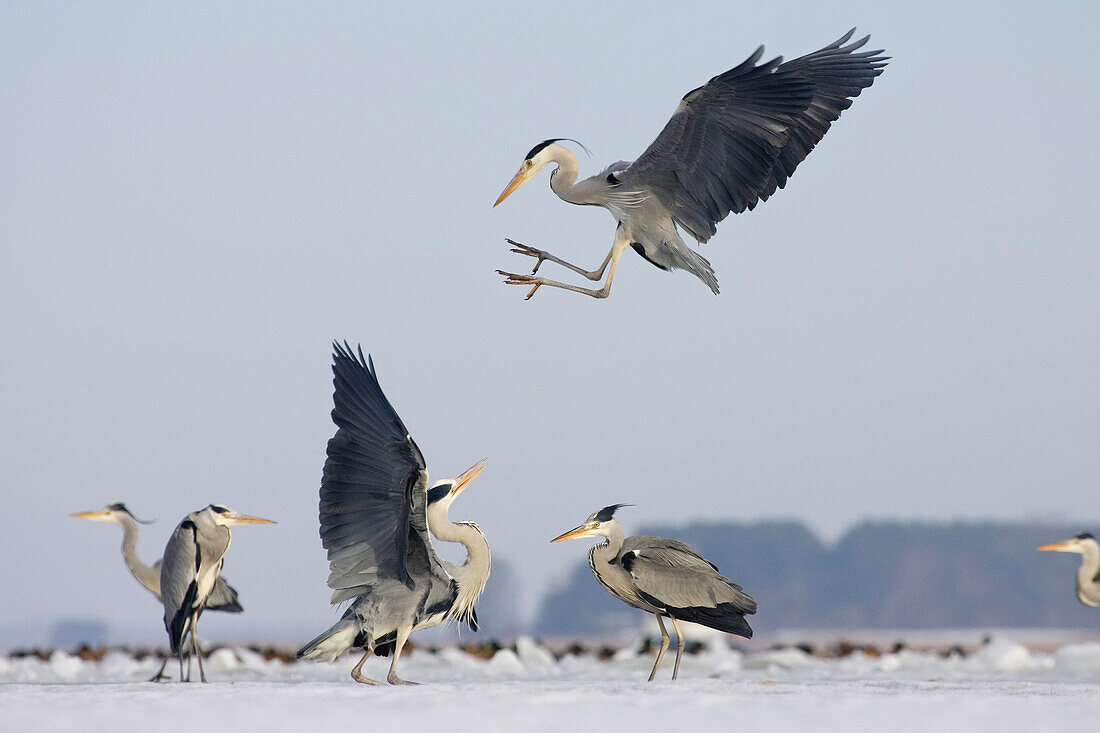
[
  {"x1": 548, "y1": 147, "x2": 585, "y2": 205},
  {"x1": 428, "y1": 506, "x2": 491, "y2": 614},
  {"x1": 117, "y1": 516, "x2": 160, "y2": 596},
  {"x1": 1076, "y1": 542, "x2": 1100, "y2": 607},
  {"x1": 590, "y1": 522, "x2": 625, "y2": 568}
]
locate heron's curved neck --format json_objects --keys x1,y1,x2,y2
[
  {"x1": 1076, "y1": 542, "x2": 1100, "y2": 606},
  {"x1": 116, "y1": 515, "x2": 160, "y2": 596},
  {"x1": 547, "y1": 147, "x2": 584, "y2": 204},
  {"x1": 427, "y1": 506, "x2": 491, "y2": 582},
  {"x1": 591, "y1": 522, "x2": 625, "y2": 566}
]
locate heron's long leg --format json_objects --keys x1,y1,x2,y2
[
  {"x1": 499, "y1": 233, "x2": 629, "y2": 300},
  {"x1": 178, "y1": 644, "x2": 186, "y2": 682},
  {"x1": 350, "y1": 640, "x2": 383, "y2": 685},
  {"x1": 506, "y1": 239, "x2": 613, "y2": 280},
  {"x1": 648, "y1": 614, "x2": 672, "y2": 682},
  {"x1": 669, "y1": 616, "x2": 685, "y2": 681},
  {"x1": 190, "y1": 612, "x2": 206, "y2": 683},
  {"x1": 149, "y1": 655, "x2": 169, "y2": 682},
  {"x1": 386, "y1": 624, "x2": 418, "y2": 685}
]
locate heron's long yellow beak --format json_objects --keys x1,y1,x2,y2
[
  {"x1": 550, "y1": 525, "x2": 592, "y2": 543},
  {"x1": 71, "y1": 510, "x2": 108, "y2": 521},
  {"x1": 494, "y1": 167, "x2": 535, "y2": 207},
  {"x1": 452, "y1": 459, "x2": 488, "y2": 496},
  {"x1": 228, "y1": 513, "x2": 276, "y2": 525},
  {"x1": 1037, "y1": 541, "x2": 1070, "y2": 552}
]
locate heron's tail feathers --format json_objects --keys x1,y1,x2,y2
[
  {"x1": 671, "y1": 602, "x2": 754, "y2": 639},
  {"x1": 296, "y1": 618, "x2": 358, "y2": 662},
  {"x1": 671, "y1": 244, "x2": 720, "y2": 294}
]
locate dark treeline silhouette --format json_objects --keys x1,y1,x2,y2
[{"x1": 535, "y1": 520, "x2": 1100, "y2": 635}]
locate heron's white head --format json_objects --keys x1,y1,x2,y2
[
  {"x1": 427, "y1": 459, "x2": 488, "y2": 510},
  {"x1": 493, "y1": 139, "x2": 587, "y2": 207},
  {"x1": 203, "y1": 504, "x2": 276, "y2": 527},
  {"x1": 71, "y1": 502, "x2": 153, "y2": 525},
  {"x1": 550, "y1": 503, "x2": 632, "y2": 543},
  {"x1": 1038, "y1": 532, "x2": 1099, "y2": 555}
]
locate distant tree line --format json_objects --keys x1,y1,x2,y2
[{"x1": 533, "y1": 520, "x2": 1100, "y2": 635}]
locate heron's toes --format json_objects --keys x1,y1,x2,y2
[
  {"x1": 387, "y1": 675, "x2": 420, "y2": 685},
  {"x1": 351, "y1": 671, "x2": 384, "y2": 686}
]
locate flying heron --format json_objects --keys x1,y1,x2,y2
[
  {"x1": 72, "y1": 502, "x2": 244, "y2": 680},
  {"x1": 495, "y1": 29, "x2": 887, "y2": 299},
  {"x1": 297, "y1": 343, "x2": 491, "y2": 685},
  {"x1": 552, "y1": 504, "x2": 756, "y2": 680},
  {"x1": 160, "y1": 504, "x2": 274, "y2": 682},
  {"x1": 1038, "y1": 532, "x2": 1100, "y2": 607}
]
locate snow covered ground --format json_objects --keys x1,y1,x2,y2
[{"x1": 3, "y1": 636, "x2": 1099, "y2": 732}]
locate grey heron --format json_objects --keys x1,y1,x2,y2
[
  {"x1": 72, "y1": 502, "x2": 244, "y2": 681},
  {"x1": 552, "y1": 504, "x2": 756, "y2": 680},
  {"x1": 160, "y1": 504, "x2": 274, "y2": 682},
  {"x1": 296, "y1": 343, "x2": 491, "y2": 685},
  {"x1": 494, "y1": 29, "x2": 887, "y2": 299},
  {"x1": 1038, "y1": 533, "x2": 1100, "y2": 607}
]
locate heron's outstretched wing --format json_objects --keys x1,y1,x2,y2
[
  {"x1": 319, "y1": 342, "x2": 449, "y2": 604},
  {"x1": 623, "y1": 29, "x2": 887, "y2": 242}
]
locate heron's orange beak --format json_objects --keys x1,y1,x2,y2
[
  {"x1": 550, "y1": 524, "x2": 593, "y2": 543},
  {"x1": 451, "y1": 459, "x2": 488, "y2": 497},
  {"x1": 227, "y1": 513, "x2": 276, "y2": 525},
  {"x1": 1037, "y1": 541, "x2": 1071, "y2": 552},
  {"x1": 494, "y1": 166, "x2": 535, "y2": 207},
  {"x1": 71, "y1": 510, "x2": 108, "y2": 521}
]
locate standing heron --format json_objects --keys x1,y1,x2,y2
[
  {"x1": 160, "y1": 504, "x2": 274, "y2": 682},
  {"x1": 72, "y1": 502, "x2": 244, "y2": 681},
  {"x1": 1038, "y1": 533, "x2": 1100, "y2": 607},
  {"x1": 296, "y1": 343, "x2": 491, "y2": 685},
  {"x1": 494, "y1": 29, "x2": 887, "y2": 299},
  {"x1": 552, "y1": 504, "x2": 756, "y2": 680}
]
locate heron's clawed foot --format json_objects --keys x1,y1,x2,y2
[
  {"x1": 505, "y1": 238, "x2": 551, "y2": 274},
  {"x1": 351, "y1": 670, "x2": 384, "y2": 686},
  {"x1": 387, "y1": 673, "x2": 420, "y2": 685},
  {"x1": 497, "y1": 270, "x2": 543, "y2": 300}
]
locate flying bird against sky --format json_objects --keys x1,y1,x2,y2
[
  {"x1": 552, "y1": 504, "x2": 756, "y2": 680},
  {"x1": 1038, "y1": 533, "x2": 1100, "y2": 608},
  {"x1": 495, "y1": 29, "x2": 887, "y2": 300},
  {"x1": 297, "y1": 343, "x2": 491, "y2": 685},
  {"x1": 160, "y1": 504, "x2": 274, "y2": 682},
  {"x1": 72, "y1": 502, "x2": 245, "y2": 681}
]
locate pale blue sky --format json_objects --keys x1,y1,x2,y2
[{"x1": 2, "y1": 1, "x2": 1097, "y2": 643}]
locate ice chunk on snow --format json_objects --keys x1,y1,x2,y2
[
  {"x1": 970, "y1": 637, "x2": 1032, "y2": 673},
  {"x1": 485, "y1": 648, "x2": 523, "y2": 677},
  {"x1": 1053, "y1": 643, "x2": 1100, "y2": 677},
  {"x1": 514, "y1": 637, "x2": 555, "y2": 668}
]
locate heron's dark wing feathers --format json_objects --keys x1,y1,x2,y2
[
  {"x1": 623, "y1": 29, "x2": 887, "y2": 242},
  {"x1": 206, "y1": 576, "x2": 244, "y2": 613},
  {"x1": 319, "y1": 342, "x2": 448, "y2": 605},
  {"x1": 620, "y1": 536, "x2": 757, "y2": 616}
]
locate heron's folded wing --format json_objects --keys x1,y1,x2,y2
[
  {"x1": 207, "y1": 575, "x2": 244, "y2": 613},
  {"x1": 159, "y1": 521, "x2": 200, "y2": 652},
  {"x1": 319, "y1": 342, "x2": 449, "y2": 604},
  {"x1": 623, "y1": 29, "x2": 887, "y2": 243},
  {"x1": 623, "y1": 550, "x2": 757, "y2": 616}
]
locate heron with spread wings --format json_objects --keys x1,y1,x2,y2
[
  {"x1": 552, "y1": 504, "x2": 756, "y2": 680},
  {"x1": 495, "y1": 29, "x2": 887, "y2": 299},
  {"x1": 297, "y1": 343, "x2": 491, "y2": 685}
]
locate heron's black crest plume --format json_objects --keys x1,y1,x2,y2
[
  {"x1": 107, "y1": 502, "x2": 154, "y2": 524},
  {"x1": 593, "y1": 503, "x2": 632, "y2": 522},
  {"x1": 426, "y1": 484, "x2": 450, "y2": 506},
  {"x1": 526, "y1": 137, "x2": 592, "y2": 161},
  {"x1": 1075, "y1": 532, "x2": 1096, "y2": 541}
]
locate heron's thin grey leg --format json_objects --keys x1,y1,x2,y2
[
  {"x1": 669, "y1": 616, "x2": 685, "y2": 680},
  {"x1": 178, "y1": 646, "x2": 186, "y2": 682},
  {"x1": 386, "y1": 625, "x2": 419, "y2": 685},
  {"x1": 350, "y1": 640, "x2": 383, "y2": 685},
  {"x1": 190, "y1": 612, "x2": 206, "y2": 683},
  {"x1": 149, "y1": 655, "x2": 169, "y2": 682},
  {"x1": 506, "y1": 239, "x2": 613, "y2": 280},
  {"x1": 499, "y1": 233, "x2": 629, "y2": 300},
  {"x1": 648, "y1": 614, "x2": 672, "y2": 682}
]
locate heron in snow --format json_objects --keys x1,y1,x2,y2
[
  {"x1": 72, "y1": 502, "x2": 244, "y2": 681},
  {"x1": 160, "y1": 504, "x2": 274, "y2": 682},
  {"x1": 552, "y1": 504, "x2": 756, "y2": 680},
  {"x1": 495, "y1": 29, "x2": 887, "y2": 300},
  {"x1": 297, "y1": 343, "x2": 491, "y2": 685},
  {"x1": 1038, "y1": 532, "x2": 1100, "y2": 607}
]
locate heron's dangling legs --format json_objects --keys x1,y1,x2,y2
[
  {"x1": 669, "y1": 616, "x2": 685, "y2": 680},
  {"x1": 499, "y1": 232, "x2": 629, "y2": 300},
  {"x1": 350, "y1": 640, "x2": 383, "y2": 685},
  {"x1": 386, "y1": 624, "x2": 419, "y2": 685},
  {"x1": 190, "y1": 612, "x2": 207, "y2": 683},
  {"x1": 506, "y1": 239, "x2": 613, "y2": 280},
  {"x1": 648, "y1": 614, "x2": 672, "y2": 682}
]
